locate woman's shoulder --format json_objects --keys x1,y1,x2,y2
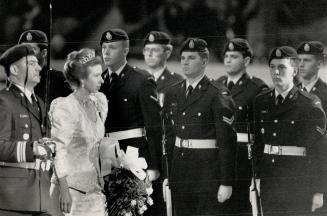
[
  {"x1": 90, "y1": 92, "x2": 108, "y2": 121},
  {"x1": 49, "y1": 94, "x2": 77, "y2": 115}
]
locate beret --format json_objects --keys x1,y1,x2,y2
[
  {"x1": 100, "y1": 29, "x2": 129, "y2": 46},
  {"x1": 223, "y1": 38, "x2": 253, "y2": 58},
  {"x1": 180, "y1": 38, "x2": 208, "y2": 54},
  {"x1": 18, "y1": 30, "x2": 48, "y2": 44},
  {"x1": 297, "y1": 41, "x2": 324, "y2": 58},
  {"x1": 268, "y1": 46, "x2": 298, "y2": 64},
  {"x1": 144, "y1": 31, "x2": 171, "y2": 46}
]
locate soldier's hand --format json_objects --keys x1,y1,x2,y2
[
  {"x1": 162, "y1": 178, "x2": 168, "y2": 201},
  {"x1": 33, "y1": 141, "x2": 48, "y2": 158},
  {"x1": 147, "y1": 169, "x2": 160, "y2": 182},
  {"x1": 312, "y1": 193, "x2": 324, "y2": 212},
  {"x1": 217, "y1": 185, "x2": 232, "y2": 203}
]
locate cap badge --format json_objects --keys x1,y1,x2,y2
[
  {"x1": 189, "y1": 40, "x2": 194, "y2": 48},
  {"x1": 26, "y1": 32, "x2": 33, "y2": 41},
  {"x1": 106, "y1": 32, "x2": 112, "y2": 40},
  {"x1": 149, "y1": 34, "x2": 155, "y2": 42},
  {"x1": 304, "y1": 43, "x2": 310, "y2": 52},
  {"x1": 228, "y1": 42, "x2": 234, "y2": 51},
  {"x1": 276, "y1": 49, "x2": 282, "y2": 57}
]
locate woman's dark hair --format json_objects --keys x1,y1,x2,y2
[{"x1": 63, "y1": 48, "x2": 102, "y2": 88}]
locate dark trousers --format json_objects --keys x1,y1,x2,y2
[
  {"x1": 172, "y1": 191, "x2": 232, "y2": 216},
  {"x1": 144, "y1": 177, "x2": 166, "y2": 216}
]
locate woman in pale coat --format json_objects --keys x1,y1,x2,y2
[{"x1": 49, "y1": 48, "x2": 107, "y2": 216}]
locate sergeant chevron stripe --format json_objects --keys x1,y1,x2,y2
[{"x1": 223, "y1": 115, "x2": 234, "y2": 125}]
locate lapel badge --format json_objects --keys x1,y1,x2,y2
[
  {"x1": 189, "y1": 40, "x2": 194, "y2": 48},
  {"x1": 26, "y1": 32, "x2": 33, "y2": 41},
  {"x1": 304, "y1": 43, "x2": 310, "y2": 52},
  {"x1": 23, "y1": 133, "x2": 30, "y2": 140},
  {"x1": 198, "y1": 84, "x2": 202, "y2": 89},
  {"x1": 239, "y1": 81, "x2": 243, "y2": 85},
  {"x1": 228, "y1": 42, "x2": 234, "y2": 51},
  {"x1": 161, "y1": 76, "x2": 165, "y2": 80},
  {"x1": 106, "y1": 32, "x2": 112, "y2": 40},
  {"x1": 289, "y1": 94, "x2": 293, "y2": 99},
  {"x1": 312, "y1": 87, "x2": 316, "y2": 91},
  {"x1": 276, "y1": 49, "x2": 282, "y2": 57},
  {"x1": 149, "y1": 34, "x2": 155, "y2": 42}
]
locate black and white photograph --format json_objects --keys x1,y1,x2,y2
[{"x1": 0, "y1": 0, "x2": 327, "y2": 215}]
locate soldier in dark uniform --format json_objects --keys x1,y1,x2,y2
[
  {"x1": 297, "y1": 41, "x2": 327, "y2": 214},
  {"x1": 252, "y1": 46, "x2": 326, "y2": 216},
  {"x1": 216, "y1": 38, "x2": 268, "y2": 216},
  {"x1": 143, "y1": 31, "x2": 183, "y2": 96},
  {"x1": 18, "y1": 30, "x2": 72, "y2": 107},
  {"x1": 0, "y1": 44, "x2": 60, "y2": 215},
  {"x1": 99, "y1": 29, "x2": 162, "y2": 182},
  {"x1": 143, "y1": 31, "x2": 183, "y2": 216},
  {"x1": 163, "y1": 38, "x2": 237, "y2": 216}
]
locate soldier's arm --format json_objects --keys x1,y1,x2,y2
[
  {"x1": 306, "y1": 100, "x2": 326, "y2": 193},
  {"x1": 0, "y1": 97, "x2": 34, "y2": 162},
  {"x1": 138, "y1": 76, "x2": 163, "y2": 171},
  {"x1": 252, "y1": 96, "x2": 265, "y2": 177},
  {"x1": 213, "y1": 93, "x2": 237, "y2": 186}
]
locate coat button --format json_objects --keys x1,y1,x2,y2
[
  {"x1": 25, "y1": 124, "x2": 28, "y2": 128},
  {"x1": 198, "y1": 112, "x2": 201, "y2": 116},
  {"x1": 261, "y1": 128, "x2": 265, "y2": 134},
  {"x1": 181, "y1": 125, "x2": 185, "y2": 129},
  {"x1": 124, "y1": 98, "x2": 128, "y2": 102},
  {"x1": 291, "y1": 121, "x2": 295, "y2": 124},
  {"x1": 182, "y1": 112, "x2": 186, "y2": 116},
  {"x1": 238, "y1": 106, "x2": 243, "y2": 110},
  {"x1": 261, "y1": 120, "x2": 263, "y2": 122},
  {"x1": 273, "y1": 132, "x2": 276, "y2": 136},
  {"x1": 274, "y1": 120, "x2": 278, "y2": 123},
  {"x1": 23, "y1": 133, "x2": 29, "y2": 140}
]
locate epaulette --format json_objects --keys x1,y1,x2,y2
[
  {"x1": 249, "y1": 76, "x2": 267, "y2": 88},
  {"x1": 256, "y1": 87, "x2": 274, "y2": 97},
  {"x1": 209, "y1": 80, "x2": 230, "y2": 96},
  {"x1": 298, "y1": 89, "x2": 317, "y2": 101},
  {"x1": 216, "y1": 75, "x2": 228, "y2": 84}
]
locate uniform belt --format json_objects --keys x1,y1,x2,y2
[
  {"x1": 0, "y1": 159, "x2": 52, "y2": 170},
  {"x1": 237, "y1": 133, "x2": 253, "y2": 143},
  {"x1": 175, "y1": 136, "x2": 217, "y2": 149},
  {"x1": 264, "y1": 144, "x2": 307, "y2": 156},
  {"x1": 108, "y1": 128, "x2": 145, "y2": 140}
]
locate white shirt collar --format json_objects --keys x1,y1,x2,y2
[
  {"x1": 186, "y1": 74, "x2": 205, "y2": 90},
  {"x1": 152, "y1": 67, "x2": 166, "y2": 82},
  {"x1": 275, "y1": 83, "x2": 294, "y2": 99},
  {"x1": 227, "y1": 72, "x2": 244, "y2": 84},
  {"x1": 302, "y1": 76, "x2": 319, "y2": 92},
  {"x1": 14, "y1": 84, "x2": 34, "y2": 103},
  {"x1": 109, "y1": 61, "x2": 127, "y2": 76}
]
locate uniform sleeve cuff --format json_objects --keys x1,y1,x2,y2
[{"x1": 25, "y1": 141, "x2": 34, "y2": 162}]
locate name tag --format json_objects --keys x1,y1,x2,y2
[{"x1": 20, "y1": 114, "x2": 28, "y2": 118}]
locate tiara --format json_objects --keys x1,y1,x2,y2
[{"x1": 79, "y1": 50, "x2": 95, "y2": 64}]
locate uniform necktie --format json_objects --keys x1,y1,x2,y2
[
  {"x1": 227, "y1": 81, "x2": 235, "y2": 91},
  {"x1": 276, "y1": 94, "x2": 283, "y2": 107},
  {"x1": 32, "y1": 94, "x2": 40, "y2": 116},
  {"x1": 110, "y1": 72, "x2": 119, "y2": 86},
  {"x1": 186, "y1": 85, "x2": 193, "y2": 99},
  {"x1": 302, "y1": 87, "x2": 308, "y2": 92}
]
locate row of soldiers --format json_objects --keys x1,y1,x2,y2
[{"x1": 0, "y1": 28, "x2": 326, "y2": 216}]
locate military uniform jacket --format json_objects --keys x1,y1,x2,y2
[
  {"x1": 100, "y1": 64, "x2": 162, "y2": 170},
  {"x1": 299, "y1": 78, "x2": 327, "y2": 114},
  {"x1": 156, "y1": 68, "x2": 183, "y2": 94},
  {"x1": 253, "y1": 86, "x2": 326, "y2": 209},
  {"x1": 0, "y1": 85, "x2": 55, "y2": 212},
  {"x1": 163, "y1": 76, "x2": 237, "y2": 193},
  {"x1": 34, "y1": 67, "x2": 72, "y2": 107},
  {"x1": 217, "y1": 73, "x2": 268, "y2": 133}
]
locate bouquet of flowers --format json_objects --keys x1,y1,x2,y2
[{"x1": 104, "y1": 146, "x2": 154, "y2": 216}]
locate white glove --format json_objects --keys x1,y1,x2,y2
[
  {"x1": 147, "y1": 169, "x2": 160, "y2": 182},
  {"x1": 217, "y1": 185, "x2": 232, "y2": 203},
  {"x1": 163, "y1": 178, "x2": 169, "y2": 201},
  {"x1": 312, "y1": 193, "x2": 324, "y2": 212}
]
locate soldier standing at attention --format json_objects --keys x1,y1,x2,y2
[
  {"x1": 163, "y1": 38, "x2": 237, "y2": 216},
  {"x1": 142, "y1": 31, "x2": 183, "y2": 216},
  {"x1": 18, "y1": 30, "x2": 72, "y2": 106},
  {"x1": 252, "y1": 46, "x2": 326, "y2": 216},
  {"x1": 99, "y1": 29, "x2": 162, "y2": 182},
  {"x1": 297, "y1": 41, "x2": 327, "y2": 214},
  {"x1": 0, "y1": 44, "x2": 59, "y2": 216},
  {"x1": 216, "y1": 38, "x2": 268, "y2": 216}
]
